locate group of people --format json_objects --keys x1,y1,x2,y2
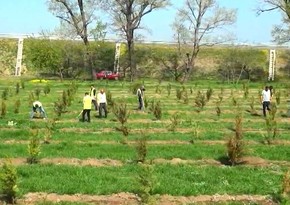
[
  {"x1": 29, "y1": 85, "x2": 108, "y2": 122},
  {"x1": 82, "y1": 85, "x2": 108, "y2": 122},
  {"x1": 30, "y1": 84, "x2": 271, "y2": 120}
]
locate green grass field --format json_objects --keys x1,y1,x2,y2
[{"x1": 0, "y1": 77, "x2": 289, "y2": 204}]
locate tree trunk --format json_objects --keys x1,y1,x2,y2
[{"x1": 127, "y1": 31, "x2": 136, "y2": 82}]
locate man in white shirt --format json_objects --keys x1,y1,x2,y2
[
  {"x1": 97, "y1": 89, "x2": 107, "y2": 118},
  {"x1": 261, "y1": 86, "x2": 271, "y2": 117},
  {"x1": 30, "y1": 101, "x2": 47, "y2": 119},
  {"x1": 136, "y1": 85, "x2": 145, "y2": 110}
]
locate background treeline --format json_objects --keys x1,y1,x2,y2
[{"x1": 0, "y1": 38, "x2": 289, "y2": 82}]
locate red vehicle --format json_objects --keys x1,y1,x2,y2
[{"x1": 96, "y1": 70, "x2": 120, "y2": 80}]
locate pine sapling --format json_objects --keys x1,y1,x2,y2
[
  {"x1": 166, "y1": 83, "x2": 171, "y2": 96},
  {"x1": 14, "y1": 99, "x2": 21, "y2": 114},
  {"x1": 206, "y1": 88, "x2": 213, "y2": 102},
  {"x1": 135, "y1": 133, "x2": 149, "y2": 163},
  {"x1": 167, "y1": 112, "x2": 180, "y2": 132},
  {"x1": 136, "y1": 164, "x2": 155, "y2": 204},
  {"x1": 2, "y1": 88, "x2": 9, "y2": 100},
  {"x1": 190, "y1": 121, "x2": 200, "y2": 144},
  {"x1": 43, "y1": 84, "x2": 51, "y2": 96},
  {"x1": 275, "y1": 90, "x2": 281, "y2": 105},
  {"x1": 34, "y1": 88, "x2": 41, "y2": 100},
  {"x1": 216, "y1": 101, "x2": 221, "y2": 117},
  {"x1": 1, "y1": 100, "x2": 7, "y2": 118},
  {"x1": 27, "y1": 129, "x2": 41, "y2": 164},
  {"x1": 113, "y1": 103, "x2": 130, "y2": 143},
  {"x1": 149, "y1": 100, "x2": 162, "y2": 120},
  {"x1": 226, "y1": 113, "x2": 245, "y2": 165},
  {"x1": 15, "y1": 82, "x2": 20, "y2": 95},
  {"x1": 282, "y1": 170, "x2": 290, "y2": 198},
  {"x1": 0, "y1": 159, "x2": 18, "y2": 204}
]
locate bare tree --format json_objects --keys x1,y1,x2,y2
[
  {"x1": 47, "y1": 0, "x2": 105, "y2": 78},
  {"x1": 174, "y1": 0, "x2": 236, "y2": 82},
  {"x1": 107, "y1": 0, "x2": 171, "y2": 81},
  {"x1": 257, "y1": 0, "x2": 290, "y2": 44}
]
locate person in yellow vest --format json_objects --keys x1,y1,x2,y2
[
  {"x1": 82, "y1": 92, "x2": 92, "y2": 122},
  {"x1": 97, "y1": 89, "x2": 107, "y2": 118},
  {"x1": 90, "y1": 85, "x2": 98, "y2": 110}
]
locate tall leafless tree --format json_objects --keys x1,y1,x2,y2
[
  {"x1": 258, "y1": 0, "x2": 290, "y2": 44},
  {"x1": 47, "y1": 0, "x2": 105, "y2": 78},
  {"x1": 107, "y1": 0, "x2": 170, "y2": 81},
  {"x1": 174, "y1": 0, "x2": 236, "y2": 82}
]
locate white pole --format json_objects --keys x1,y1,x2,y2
[
  {"x1": 114, "y1": 42, "x2": 121, "y2": 73},
  {"x1": 15, "y1": 38, "x2": 24, "y2": 76},
  {"x1": 268, "y1": 49, "x2": 276, "y2": 81}
]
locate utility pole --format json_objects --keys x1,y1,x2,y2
[
  {"x1": 15, "y1": 38, "x2": 24, "y2": 76},
  {"x1": 114, "y1": 42, "x2": 121, "y2": 73},
  {"x1": 268, "y1": 49, "x2": 276, "y2": 81}
]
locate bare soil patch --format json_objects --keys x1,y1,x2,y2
[
  {"x1": 1, "y1": 156, "x2": 289, "y2": 168},
  {"x1": 16, "y1": 192, "x2": 277, "y2": 205}
]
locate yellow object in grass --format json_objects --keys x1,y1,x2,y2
[{"x1": 30, "y1": 79, "x2": 49, "y2": 83}]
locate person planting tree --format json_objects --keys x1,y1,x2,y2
[{"x1": 30, "y1": 101, "x2": 47, "y2": 119}]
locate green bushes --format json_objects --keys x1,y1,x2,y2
[{"x1": 0, "y1": 159, "x2": 18, "y2": 204}]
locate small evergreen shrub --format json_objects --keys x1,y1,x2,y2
[
  {"x1": 43, "y1": 84, "x2": 51, "y2": 95},
  {"x1": 1, "y1": 101, "x2": 7, "y2": 118},
  {"x1": 136, "y1": 164, "x2": 155, "y2": 204},
  {"x1": 149, "y1": 100, "x2": 162, "y2": 120},
  {"x1": 135, "y1": 133, "x2": 149, "y2": 163},
  {"x1": 34, "y1": 87, "x2": 41, "y2": 100},
  {"x1": 14, "y1": 99, "x2": 21, "y2": 114},
  {"x1": 226, "y1": 113, "x2": 245, "y2": 165},
  {"x1": 167, "y1": 112, "x2": 180, "y2": 132},
  {"x1": 206, "y1": 88, "x2": 213, "y2": 101},
  {"x1": 15, "y1": 82, "x2": 20, "y2": 95},
  {"x1": 27, "y1": 129, "x2": 41, "y2": 164},
  {"x1": 0, "y1": 159, "x2": 18, "y2": 204}
]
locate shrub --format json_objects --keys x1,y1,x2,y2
[
  {"x1": 216, "y1": 101, "x2": 221, "y2": 117},
  {"x1": 275, "y1": 90, "x2": 281, "y2": 105},
  {"x1": 194, "y1": 90, "x2": 206, "y2": 111},
  {"x1": 28, "y1": 92, "x2": 35, "y2": 106},
  {"x1": 15, "y1": 82, "x2": 20, "y2": 95},
  {"x1": 43, "y1": 84, "x2": 51, "y2": 95},
  {"x1": 0, "y1": 159, "x2": 18, "y2": 204},
  {"x1": 206, "y1": 88, "x2": 213, "y2": 101},
  {"x1": 135, "y1": 133, "x2": 149, "y2": 163},
  {"x1": 113, "y1": 103, "x2": 130, "y2": 143},
  {"x1": 27, "y1": 129, "x2": 41, "y2": 164},
  {"x1": 113, "y1": 103, "x2": 130, "y2": 126},
  {"x1": 136, "y1": 164, "x2": 155, "y2": 204},
  {"x1": 2, "y1": 88, "x2": 9, "y2": 100},
  {"x1": 34, "y1": 87, "x2": 41, "y2": 100},
  {"x1": 155, "y1": 84, "x2": 161, "y2": 94},
  {"x1": 263, "y1": 116, "x2": 278, "y2": 145},
  {"x1": 20, "y1": 80, "x2": 25, "y2": 89},
  {"x1": 176, "y1": 87, "x2": 182, "y2": 100},
  {"x1": 106, "y1": 90, "x2": 114, "y2": 107},
  {"x1": 226, "y1": 113, "x2": 244, "y2": 165},
  {"x1": 166, "y1": 83, "x2": 171, "y2": 96},
  {"x1": 14, "y1": 99, "x2": 21, "y2": 114},
  {"x1": 44, "y1": 119, "x2": 56, "y2": 144},
  {"x1": 190, "y1": 121, "x2": 200, "y2": 144},
  {"x1": 1, "y1": 101, "x2": 7, "y2": 118},
  {"x1": 167, "y1": 112, "x2": 180, "y2": 132},
  {"x1": 249, "y1": 96, "x2": 258, "y2": 115},
  {"x1": 149, "y1": 100, "x2": 162, "y2": 120},
  {"x1": 282, "y1": 170, "x2": 290, "y2": 197}
]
